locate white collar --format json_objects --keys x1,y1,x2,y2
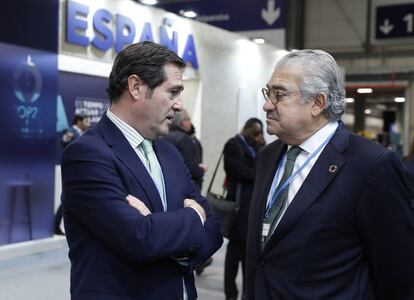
[
  {"x1": 296, "y1": 121, "x2": 338, "y2": 155},
  {"x1": 106, "y1": 108, "x2": 145, "y2": 149}
]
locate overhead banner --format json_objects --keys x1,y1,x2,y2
[
  {"x1": 156, "y1": 0, "x2": 286, "y2": 31},
  {"x1": 61, "y1": 0, "x2": 200, "y2": 69}
]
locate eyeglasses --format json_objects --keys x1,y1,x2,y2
[{"x1": 261, "y1": 87, "x2": 301, "y2": 105}]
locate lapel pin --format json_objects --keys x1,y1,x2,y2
[{"x1": 328, "y1": 165, "x2": 337, "y2": 173}]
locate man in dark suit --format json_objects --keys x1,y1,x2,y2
[
  {"x1": 61, "y1": 42, "x2": 222, "y2": 300},
  {"x1": 61, "y1": 114, "x2": 90, "y2": 148},
  {"x1": 403, "y1": 141, "x2": 414, "y2": 186},
  {"x1": 246, "y1": 49, "x2": 414, "y2": 300},
  {"x1": 223, "y1": 118, "x2": 264, "y2": 300},
  {"x1": 164, "y1": 110, "x2": 207, "y2": 189}
]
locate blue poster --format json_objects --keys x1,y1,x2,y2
[
  {"x1": 56, "y1": 72, "x2": 110, "y2": 163},
  {"x1": 0, "y1": 43, "x2": 57, "y2": 245}
]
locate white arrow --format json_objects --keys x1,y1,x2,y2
[
  {"x1": 379, "y1": 19, "x2": 394, "y2": 35},
  {"x1": 261, "y1": 0, "x2": 280, "y2": 26}
]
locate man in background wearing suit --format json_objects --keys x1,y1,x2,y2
[
  {"x1": 61, "y1": 41, "x2": 223, "y2": 300},
  {"x1": 61, "y1": 114, "x2": 90, "y2": 148},
  {"x1": 246, "y1": 49, "x2": 414, "y2": 300},
  {"x1": 164, "y1": 109, "x2": 207, "y2": 189},
  {"x1": 222, "y1": 117, "x2": 264, "y2": 300}
]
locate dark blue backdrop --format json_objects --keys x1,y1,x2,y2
[
  {"x1": 0, "y1": 43, "x2": 58, "y2": 244},
  {"x1": 56, "y1": 72, "x2": 109, "y2": 163}
]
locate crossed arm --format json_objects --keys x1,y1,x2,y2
[{"x1": 126, "y1": 194, "x2": 206, "y2": 223}]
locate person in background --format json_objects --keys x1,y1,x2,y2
[
  {"x1": 55, "y1": 114, "x2": 90, "y2": 235},
  {"x1": 403, "y1": 140, "x2": 414, "y2": 186},
  {"x1": 189, "y1": 123, "x2": 204, "y2": 185},
  {"x1": 61, "y1": 114, "x2": 90, "y2": 148},
  {"x1": 164, "y1": 110, "x2": 213, "y2": 276},
  {"x1": 164, "y1": 109, "x2": 207, "y2": 189},
  {"x1": 246, "y1": 49, "x2": 414, "y2": 300},
  {"x1": 61, "y1": 41, "x2": 222, "y2": 300},
  {"x1": 223, "y1": 117, "x2": 264, "y2": 300}
]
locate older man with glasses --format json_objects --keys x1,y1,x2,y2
[{"x1": 245, "y1": 49, "x2": 414, "y2": 300}]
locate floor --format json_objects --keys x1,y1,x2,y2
[{"x1": 0, "y1": 237, "x2": 242, "y2": 300}]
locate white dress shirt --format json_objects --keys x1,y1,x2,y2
[
  {"x1": 106, "y1": 109, "x2": 167, "y2": 210},
  {"x1": 266, "y1": 121, "x2": 339, "y2": 233},
  {"x1": 107, "y1": 109, "x2": 190, "y2": 299}
]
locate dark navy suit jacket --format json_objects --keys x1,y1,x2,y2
[
  {"x1": 246, "y1": 122, "x2": 414, "y2": 300},
  {"x1": 61, "y1": 113, "x2": 223, "y2": 300},
  {"x1": 404, "y1": 158, "x2": 414, "y2": 186},
  {"x1": 223, "y1": 134, "x2": 256, "y2": 243}
]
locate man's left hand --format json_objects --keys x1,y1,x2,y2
[{"x1": 126, "y1": 194, "x2": 151, "y2": 216}]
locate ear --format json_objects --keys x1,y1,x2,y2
[
  {"x1": 311, "y1": 92, "x2": 327, "y2": 117},
  {"x1": 127, "y1": 74, "x2": 145, "y2": 100}
]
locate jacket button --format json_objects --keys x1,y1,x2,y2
[{"x1": 257, "y1": 260, "x2": 264, "y2": 268}]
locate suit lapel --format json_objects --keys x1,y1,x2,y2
[
  {"x1": 97, "y1": 114, "x2": 164, "y2": 212},
  {"x1": 152, "y1": 140, "x2": 177, "y2": 209},
  {"x1": 262, "y1": 123, "x2": 349, "y2": 254}
]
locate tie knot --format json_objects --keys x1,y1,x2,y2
[
  {"x1": 286, "y1": 146, "x2": 301, "y2": 161},
  {"x1": 140, "y1": 139, "x2": 154, "y2": 155}
]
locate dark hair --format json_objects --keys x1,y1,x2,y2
[
  {"x1": 107, "y1": 41, "x2": 186, "y2": 102},
  {"x1": 73, "y1": 115, "x2": 87, "y2": 125},
  {"x1": 243, "y1": 117, "x2": 263, "y2": 131}
]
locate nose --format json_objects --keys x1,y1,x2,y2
[
  {"x1": 172, "y1": 96, "x2": 183, "y2": 112},
  {"x1": 263, "y1": 98, "x2": 274, "y2": 112}
]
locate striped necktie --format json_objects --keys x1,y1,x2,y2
[
  {"x1": 263, "y1": 146, "x2": 302, "y2": 245},
  {"x1": 140, "y1": 139, "x2": 165, "y2": 209}
]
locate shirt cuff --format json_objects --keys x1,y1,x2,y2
[{"x1": 190, "y1": 207, "x2": 205, "y2": 225}]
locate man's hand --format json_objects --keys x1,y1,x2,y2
[
  {"x1": 62, "y1": 131, "x2": 75, "y2": 143},
  {"x1": 184, "y1": 198, "x2": 206, "y2": 223},
  {"x1": 199, "y1": 163, "x2": 208, "y2": 172},
  {"x1": 126, "y1": 195, "x2": 151, "y2": 216}
]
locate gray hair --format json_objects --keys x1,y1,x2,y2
[
  {"x1": 172, "y1": 110, "x2": 189, "y2": 128},
  {"x1": 275, "y1": 49, "x2": 346, "y2": 121}
]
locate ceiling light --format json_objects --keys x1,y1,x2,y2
[
  {"x1": 251, "y1": 38, "x2": 265, "y2": 44},
  {"x1": 357, "y1": 88, "x2": 373, "y2": 94},
  {"x1": 179, "y1": 10, "x2": 197, "y2": 18},
  {"x1": 139, "y1": 0, "x2": 157, "y2": 5},
  {"x1": 394, "y1": 97, "x2": 405, "y2": 103},
  {"x1": 364, "y1": 109, "x2": 372, "y2": 114},
  {"x1": 345, "y1": 97, "x2": 354, "y2": 103}
]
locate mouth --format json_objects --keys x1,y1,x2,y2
[
  {"x1": 266, "y1": 116, "x2": 279, "y2": 122},
  {"x1": 165, "y1": 115, "x2": 175, "y2": 123}
]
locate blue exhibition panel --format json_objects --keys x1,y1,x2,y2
[{"x1": 0, "y1": 43, "x2": 57, "y2": 245}]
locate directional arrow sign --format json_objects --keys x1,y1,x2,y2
[
  {"x1": 376, "y1": 3, "x2": 414, "y2": 40},
  {"x1": 379, "y1": 19, "x2": 394, "y2": 35},
  {"x1": 262, "y1": 0, "x2": 281, "y2": 26},
  {"x1": 156, "y1": 0, "x2": 285, "y2": 32}
]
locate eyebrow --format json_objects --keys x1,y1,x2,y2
[
  {"x1": 267, "y1": 84, "x2": 289, "y2": 92},
  {"x1": 170, "y1": 85, "x2": 184, "y2": 92}
]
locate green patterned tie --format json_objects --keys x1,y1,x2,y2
[
  {"x1": 140, "y1": 139, "x2": 165, "y2": 206},
  {"x1": 263, "y1": 146, "x2": 302, "y2": 246}
]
